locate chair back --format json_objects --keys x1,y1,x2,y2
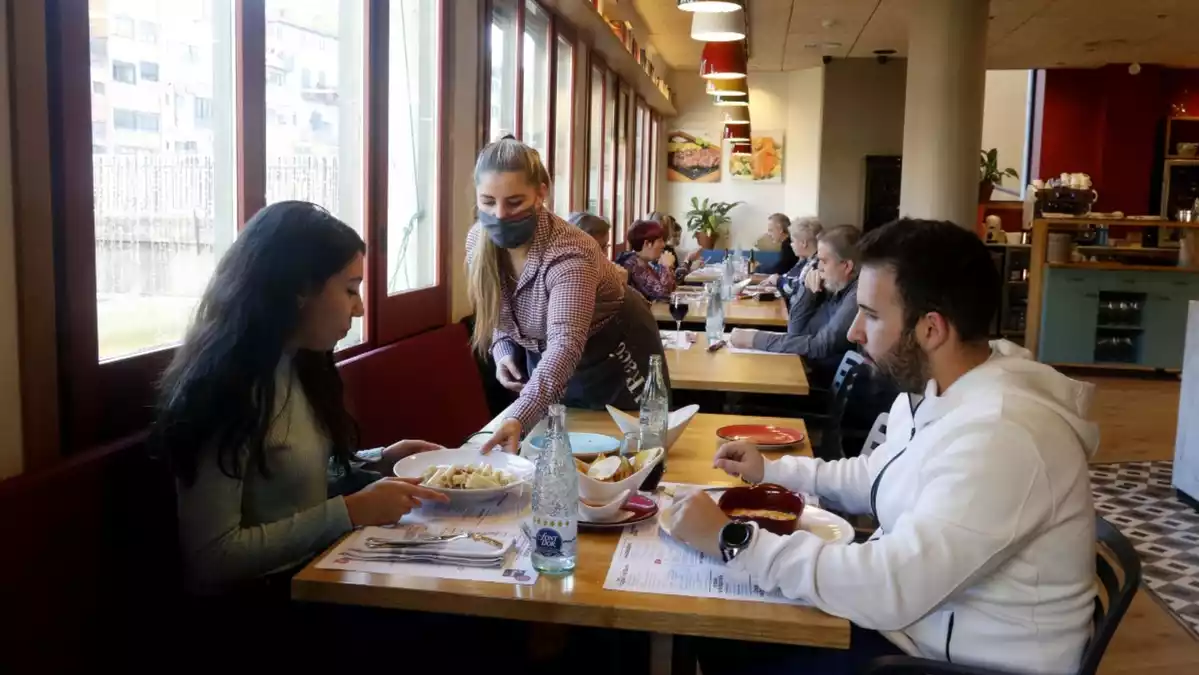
[
  {"x1": 1079, "y1": 516, "x2": 1141, "y2": 675},
  {"x1": 816, "y1": 362, "x2": 869, "y2": 461},
  {"x1": 861, "y1": 412, "x2": 889, "y2": 456},
  {"x1": 832, "y1": 350, "x2": 866, "y2": 395}
]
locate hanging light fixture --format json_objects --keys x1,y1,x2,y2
[
  {"x1": 723, "y1": 121, "x2": 750, "y2": 143},
  {"x1": 714, "y1": 94, "x2": 749, "y2": 107},
  {"x1": 678, "y1": 0, "x2": 742, "y2": 12},
  {"x1": 691, "y1": 9, "x2": 745, "y2": 41},
  {"x1": 730, "y1": 141, "x2": 752, "y2": 157},
  {"x1": 723, "y1": 106, "x2": 750, "y2": 125},
  {"x1": 700, "y1": 41, "x2": 747, "y2": 80},
  {"x1": 706, "y1": 79, "x2": 747, "y2": 97}
]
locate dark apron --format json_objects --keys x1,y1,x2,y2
[{"x1": 526, "y1": 290, "x2": 668, "y2": 412}]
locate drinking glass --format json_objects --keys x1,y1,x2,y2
[{"x1": 669, "y1": 291, "x2": 691, "y2": 348}]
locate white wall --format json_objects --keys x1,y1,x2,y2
[
  {"x1": 981, "y1": 70, "x2": 1032, "y2": 200},
  {"x1": 818, "y1": 59, "x2": 908, "y2": 228},
  {"x1": 661, "y1": 68, "x2": 824, "y2": 251},
  {"x1": 0, "y1": 0, "x2": 24, "y2": 479}
]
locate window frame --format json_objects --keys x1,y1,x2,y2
[
  {"x1": 548, "y1": 23, "x2": 575, "y2": 214},
  {"x1": 20, "y1": 0, "x2": 450, "y2": 454}
]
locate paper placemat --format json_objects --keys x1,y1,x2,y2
[
  {"x1": 316, "y1": 490, "x2": 540, "y2": 585},
  {"x1": 723, "y1": 333, "x2": 795, "y2": 357},
  {"x1": 602, "y1": 484, "x2": 809, "y2": 606}
]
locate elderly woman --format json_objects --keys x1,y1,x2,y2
[
  {"x1": 763, "y1": 216, "x2": 822, "y2": 307},
  {"x1": 616, "y1": 219, "x2": 677, "y2": 301},
  {"x1": 567, "y1": 211, "x2": 611, "y2": 256}
]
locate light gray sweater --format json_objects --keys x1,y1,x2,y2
[{"x1": 176, "y1": 358, "x2": 372, "y2": 592}]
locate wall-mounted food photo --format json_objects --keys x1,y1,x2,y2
[
  {"x1": 729, "y1": 131, "x2": 784, "y2": 183},
  {"x1": 666, "y1": 129, "x2": 722, "y2": 183}
]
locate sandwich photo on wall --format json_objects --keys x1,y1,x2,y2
[
  {"x1": 667, "y1": 129, "x2": 722, "y2": 183},
  {"x1": 729, "y1": 131, "x2": 784, "y2": 183}
]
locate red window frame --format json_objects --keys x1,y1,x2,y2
[{"x1": 18, "y1": 0, "x2": 450, "y2": 453}]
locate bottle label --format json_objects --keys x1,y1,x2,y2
[{"x1": 532, "y1": 514, "x2": 577, "y2": 557}]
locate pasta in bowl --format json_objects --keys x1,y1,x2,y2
[{"x1": 394, "y1": 448, "x2": 534, "y2": 502}]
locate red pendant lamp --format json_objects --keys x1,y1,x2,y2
[
  {"x1": 700, "y1": 41, "x2": 747, "y2": 80},
  {"x1": 730, "y1": 141, "x2": 752, "y2": 156},
  {"x1": 723, "y1": 121, "x2": 750, "y2": 143},
  {"x1": 678, "y1": 0, "x2": 743, "y2": 12},
  {"x1": 706, "y1": 79, "x2": 747, "y2": 97}
]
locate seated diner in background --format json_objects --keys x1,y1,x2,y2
[
  {"x1": 616, "y1": 219, "x2": 680, "y2": 301},
  {"x1": 761, "y1": 216, "x2": 821, "y2": 308},
  {"x1": 667, "y1": 219, "x2": 1098, "y2": 675},
  {"x1": 567, "y1": 211, "x2": 611, "y2": 256},
  {"x1": 755, "y1": 213, "x2": 799, "y2": 276},
  {"x1": 468, "y1": 138, "x2": 665, "y2": 454},
  {"x1": 155, "y1": 201, "x2": 449, "y2": 594},
  {"x1": 731, "y1": 224, "x2": 860, "y2": 381},
  {"x1": 648, "y1": 210, "x2": 703, "y2": 283}
]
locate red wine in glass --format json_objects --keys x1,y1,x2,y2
[{"x1": 669, "y1": 301, "x2": 690, "y2": 323}]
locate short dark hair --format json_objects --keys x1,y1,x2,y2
[
  {"x1": 628, "y1": 220, "x2": 665, "y2": 252},
  {"x1": 567, "y1": 211, "x2": 610, "y2": 238},
  {"x1": 768, "y1": 213, "x2": 791, "y2": 229},
  {"x1": 859, "y1": 218, "x2": 999, "y2": 342}
]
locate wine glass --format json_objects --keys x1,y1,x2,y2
[{"x1": 669, "y1": 291, "x2": 690, "y2": 348}]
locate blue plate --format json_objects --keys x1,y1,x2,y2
[{"x1": 529, "y1": 432, "x2": 622, "y2": 457}]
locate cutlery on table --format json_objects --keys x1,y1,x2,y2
[{"x1": 365, "y1": 533, "x2": 505, "y2": 549}]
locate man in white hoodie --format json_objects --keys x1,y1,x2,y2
[{"x1": 667, "y1": 219, "x2": 1099, "y2": 675}]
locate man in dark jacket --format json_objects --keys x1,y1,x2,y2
[
  {"x1": 731, "y1": 224, "x2": 860, "y2": 383},
  {"x1": 756, "y1": 213, "x2": 799, "y2": 276}
]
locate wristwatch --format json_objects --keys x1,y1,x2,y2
[{"x1": 719, "y1": 521, "x2": 756, "y2": 563}]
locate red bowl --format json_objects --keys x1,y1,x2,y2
[{"x1": 718, "y1": 484, "x2": 805, "y2": 535}]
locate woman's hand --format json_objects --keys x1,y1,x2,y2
[
  {"x1": 496, "y1": 355, "x2": 526, "y2": 393},
  {"x1": 713, "y1": 440, "x2": 765, "y2": 483},
  {"x1": 660, "y1": 250, "x2": 677, "y2": 269},
  {"x1": 686, "y1": 249, "x2": 703, "y2": 264},
  {"x1": 761, "y1": 273, "x2": 780, "y2": 288},
  {"x1": 343, "y1": 477, "x2": 450, "y2": 527},
  {"x1": 480, "y1": 418, "x2": 522, "y2": 455}
]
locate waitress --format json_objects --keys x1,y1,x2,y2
[{"x1": 468, "y1": 137, "x2": 667, "y2": 453}]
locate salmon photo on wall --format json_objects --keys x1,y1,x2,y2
[{"x1": 730, "y1": 131, "x2": 784, "y2": 183}]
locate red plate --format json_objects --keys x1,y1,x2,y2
[
  {"x1": 716, "y1": 424, "x2": 805, "y2": 448},
  {"x1": 579, "y1": 495, "x2": 659, "y2": 530}
]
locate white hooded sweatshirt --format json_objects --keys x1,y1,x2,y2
[{"x1": 729, "y1": 341, "x2": 1099, "y2": 674}]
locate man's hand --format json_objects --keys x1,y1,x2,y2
[
  {"x1": 803, "y1": 267, "x2": 823, "y2": 294},
  {"x1": 663, "y1": 491, "x2": 730, "y2": 559},
  {"x1": 729, "y1": 328, "x2": 757, "y2": 349},
  {"x1": 713, "y1": 440, "x2": 765, "y2": 483}
]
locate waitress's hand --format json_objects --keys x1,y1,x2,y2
[
  {"x1": 374, "y1": 439, "x2": 442, "y2": 471},
  {"x1": 480, "y1": 418, "x2": 522, "y2": 455},
  {"x1": 496, "y1": 355, "x2": 526, "y2": 393}
]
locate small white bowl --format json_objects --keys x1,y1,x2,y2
[
  {"x1": 578, "y1": 489, "x2": 631, "y2": 522},
  {"x1": 605, "y1": 404, "x2": 699, "y2": 451},
  {"x1": 577, "y1": 447, "x2": 663, "y2": 503},
  {"x1": 393, "y1": 447, "x2": 534, "y2": 503}
]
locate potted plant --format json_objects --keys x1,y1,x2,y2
[
  {"x1": 979, "y1": 148, "x2": 1019, "y2": 202},
  {"x1": 685, "y1": 197, "x2": 742, "y2": 250}
]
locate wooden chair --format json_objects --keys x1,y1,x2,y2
[{"x1": 862, "y1": 516, "x2": 1142, "y2": 675}]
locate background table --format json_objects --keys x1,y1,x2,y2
[
  {"x1": 665, "y1": 334, "x2": 809, "y2": 396},
  {"x1": 652, "y1": 297, "x2": 788, "y2": 328},
  {"x1": 292, "y1": 410, "x2": 846, "y2": 650}
]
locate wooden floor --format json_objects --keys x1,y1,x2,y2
[{"x1": 1069, "y1": 372, "x2": 1199, "y2": 675}]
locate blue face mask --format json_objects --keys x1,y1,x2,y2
[{"x1": 479, "y1": 207, "x2": 539, "y2": 249}]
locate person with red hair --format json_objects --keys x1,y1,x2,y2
[{"x1": 616, "y1": 219, "x2": 677, "y2": 300}]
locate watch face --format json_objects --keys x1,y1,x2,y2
[{"x1": 721, "y1": 521, "x2": 753, "y2": 549}]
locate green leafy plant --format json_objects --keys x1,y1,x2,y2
[
  {"x1": 979, "y1": 148, "x2": 1019, "y2": 185},
  {"x1": 684, "y1": 197, "x2": 742, "y2": 238}
]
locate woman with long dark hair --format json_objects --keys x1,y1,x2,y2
[{"x1": 154, "y1": 200, "x2": 447, "y2": 593}]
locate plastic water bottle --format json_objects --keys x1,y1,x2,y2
[
  {"x1": 530, "y1": 404, "x2": 578, "y2": 575},
  {"x1": 705, "y1": 280, "x2": 725, "y2": 344}
]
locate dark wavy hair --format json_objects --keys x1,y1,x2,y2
[{"x1": 152, "y1": 201, "x2": 366, "y2": 486}]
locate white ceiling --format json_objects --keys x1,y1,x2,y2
[{"x1": 629, "y1": 0, "x2": 1199, "y2": 72}]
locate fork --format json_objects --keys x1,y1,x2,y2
[{"x1": 365, "y1": 533, "x2": 504, "y2": 549}]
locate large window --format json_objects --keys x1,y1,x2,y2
[
  {"x1": 264, "y1": 0, "x2": 367, "y2": 349},
  {"x1": 31, "y1": 0, "x2": 448, "y2": 451},
  {"x1": 488, "y1": 0, "x2": 518, "y2": 140},
  {"x1": 604, "y1": 70, "x2": 618, "y2": 244},
  {"x1": 634, "y1": 101, "x2": 646, "y2": 219},
  {"x1": 521, "y1": 1, "x2": 550, "y2": 160},
  {"x1": 90, "y1": 0, "x2": 238, "y2": 362},
  {"x1": 586, "y1": 63, "x2": 604, "y2": 220},
  {"x1": 551, "y1": 32, "x2": 574, "y2": 215},
  {"x1": 615, "y1": 85, "x2": 630, "y2": 241}
]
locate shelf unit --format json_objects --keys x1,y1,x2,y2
[
  {"x1": 544, "y1": 0, "x2": 676, "y2": 116},
  {"x1": 986, "y1": 243, "x2": 1030, "y2": 345}
]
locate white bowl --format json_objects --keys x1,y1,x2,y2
[
  {"x1": 605, "y1": 404, "x2": 699, "y2": 451},
  {"x1": 393, "y1": 448, "x2": 534, "y2": 502},
  {"x1": 576, "y1": 447, "x2": 663, "y2": 503},
  {"x1": 578, "y1": 489, "x2": 631, "y2": 522}
]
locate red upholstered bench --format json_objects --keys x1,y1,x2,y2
[{"x1": 338, "y1": 323, "x2": 492, "y2": 449}]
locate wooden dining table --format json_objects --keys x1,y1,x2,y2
[
  {"x1": 291, "y1": 410, "x2": 847, "y2": 658},
  {"x1": 651, "y1": 295, "x2": 788, "y2": 328},
  {"x1": 664, "y1": 333, "x2": 810, "y2": 396}
]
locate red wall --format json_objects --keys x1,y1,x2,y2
[{"x1": 1036, "y1": 65, "x2": 1199, "y2": 215}]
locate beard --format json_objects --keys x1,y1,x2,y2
[{"x1": 870, "y1": 328, "x2": 929, "y2": 393}]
